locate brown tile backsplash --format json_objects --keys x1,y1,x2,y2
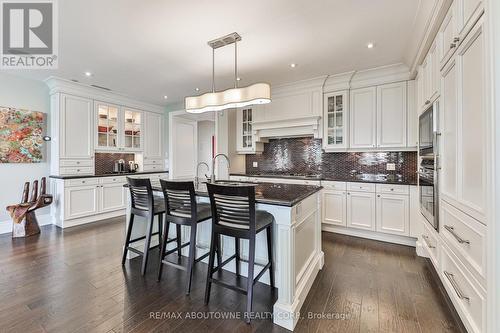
[
  {"x1": 95, "y1": 153, "x2": 136, "y2": 175},
  {"x1": 245, "y1": 137, "x2": 417, "y2": 182}
]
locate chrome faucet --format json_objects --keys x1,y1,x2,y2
[
  {"x1": 211, "y1": 153, "x2": 230, "y2": 183},
  {"x1": 195, "y1": 162, "x2": 210, "y2": 188}
]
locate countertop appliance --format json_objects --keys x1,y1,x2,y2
[
  {"x1": 418, "y1": 102, "x2": 439, "y2": 230},
  {"x1": 113, "y1": 159, "x2": 125, "y2": 173}
]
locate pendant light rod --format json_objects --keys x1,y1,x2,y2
[
  {"x1": 234, "y1": 41, "x2": 238, "y2": 88},
  {"x1": 212, "y1": 48, "x2": 215, "y2": 93}
]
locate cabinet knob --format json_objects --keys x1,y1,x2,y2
[
  {"x1": 76, "y1": 161, "x2": 80, "y2": 164},
  {"x1": 82, "y1": 181, "x2": 86, "y2": 184},
  {"x1": 377, "y1": 195, "x2": 381, "y2": 197},
  {"x1": 450, "y1": 43, "x2": 456, "y2": 49},
  {"x1": 425, "y1": 100, "x2": 431, "y2": 105},
  {"x1": 453, "y1": 37, "x2": 460, "y2": 43},
  {"x1": 77, "y1": 169, "x2": 80, "y2": 172}
]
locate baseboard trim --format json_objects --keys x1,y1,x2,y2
[
  {"x1": 0, "y1": 214, "x2": 53, "y2": 235},
  {"x1": 322, "y1": 224, "x2": 417, "y2": 247}
]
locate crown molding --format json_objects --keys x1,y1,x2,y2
[{"x1": 44, "y1": 76, "x2": 165, "y2": 114}]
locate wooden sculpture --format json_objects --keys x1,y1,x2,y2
[{"x1": 6, "y1": 177, "x2": 53, "y2": 238}]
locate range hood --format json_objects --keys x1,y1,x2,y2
[{"x1": 252, "y1": 115, "x2": 321, "y2": 142}]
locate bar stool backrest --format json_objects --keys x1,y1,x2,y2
[
  {"x1": 127, "y1": 177, "x2": 154, "y2": 212},
  {"x1": 160, "y1": 180, "x2": 197, "y2": 219},
  {"x1": 206, "y1": 183, "x2": 256, "y2": 232}
]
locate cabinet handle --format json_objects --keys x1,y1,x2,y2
[
  {"x1": 390, "y1": 188, "x2": 394, "y2": 191},
  {"x1": 450, "y1": 43, "x2": 456, "y2": 49},
  {"x1": 453, "y1": 37, "x2": 460, "y2": 43},
  {"x1": 421, "y1": 235, "x2": 435, "y2": 249},
  {"x1": 82, "y1": 181, "x2": 86, "y2": 184},
  {"x1": 377, "y1": 194, "x2": 381, "y2": 197},
  {"x1": 425, "y1": 100, "x2": 431, "y2": 105},
  {"x1": 444, "y1": 271, "x2": 470, "y2": 302},
  {"x1": 444, "y1": 225, "x2": 470, "y2": 244},
  {"x1": 77, "y1": 169, "x2": 80, "y2": 172},
  {"x1": 76, "y1": 161, "x2": 80, "y2": 164},
  {"x1": 347, "y1": 192, "x2": 350, "y2": 195}
]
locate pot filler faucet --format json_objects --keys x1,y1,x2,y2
[{"x1": 211, "y1": 153, "x2": 230, "y2": 183}]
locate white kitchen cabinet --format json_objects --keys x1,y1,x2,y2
[
  {"x1": 440, "y1": 2, "x2": 458, "y2": 69},
  {"x1": 456, "y1": 0, "x2": 483, "y2": 40},
  {"x1": 59, "y1": 94, "x2": 94, "y2": 160},
  {"x1": 349, "y1": 87, "x2": 377, "y2": 149},
  {"x1": 407, "y1": 80, "x2": 418, "y2": 147},
  {"x1": 346, "y1": 191, "x2": 376, "y2": 231},
  {"x1": 100, "y1": 183, "x2": 127, "y2": 213},
  {"x1": 376, "y1": 193, "x2": 409, "y2": 236},
  {"x1": 323, "y1": 91, "x2": 348, "y2": 151},
  {"x1": 122, "y1": 108, "x2": 143, "y2": 151},
  {"x1": 376, "y1": 82, "x2": 407, "y2": 148},
  {"x1": 322, "y1": 190, "x2": 347, "y2": 227},
  {"x1": 236, "y1": 108, "x2": 263, "y2": 154},
  {"x1": 421, "y1": 42, "x2": 440, "y2": 111},
  {"x1": 144, "y1": 111, "x2": 164, "y2": 160},
  {"x1": 64, "y1": 185, "x2": 99, "y2": 220}
]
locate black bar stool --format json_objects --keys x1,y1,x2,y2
[
  {"x1": 122, "y1": 177, "x2": 166, "y2": 276},
  {"x1": 204, "y1": 183, "x2": 275, "y2": 323},
  {"x1": 157, "y1": 180, "x2": 215, "y2": 294}
]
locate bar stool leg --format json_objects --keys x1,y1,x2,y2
[
  {"x1": 246, "y1": 236, "x2": 256, "y2": 323},
  {"x1": 176, "y1": 224, "x2": 182, "y2": 257},
  {"x1": 235, "y1": 237, "x2": 240, "y2": 276},
  {"x1": 266, "y1": 225, "x2": 275, "y2": 288},
  {"x1": 158, "y1": 214, "x2": 163, "y2": 254},
  {"x1": 185, "y1": 224, "x2": 197, "y2": 294},
  {"x1": 141, "y1": 214, "x2": 154, "y2": 276},
  {"x1": 122, "y1": 214, "x2": 135, "y2": 265},
  {"x1": 204, "y1": 231, "x2": 217, "y2": 304},
  {"x1": 157, "y1": 221, "x2": 170, "y2": 281},
  {"x1": 216, "y1": 234, "x2": 222, "y2": 269}
]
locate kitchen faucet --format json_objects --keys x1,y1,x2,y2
[
  {"x1": 211, "y1": 153, "x2": 230, "y2": 183},
  {"x1": 195, "y1": 162, "x2": 210, "y2": 188}
]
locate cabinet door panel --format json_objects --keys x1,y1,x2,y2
[
  {"x1": 407, "y1": 80, "x2": 418, "y2": 147},
  {"x1": 100, "y1": 183, "x2": 126, "y2": 212},
  {"x1": 64, "y1": 186, "x2": 99, "y2": 219},
  {"x1": 347, "y1": 191, "x2": 376, "y2": 231},
  {"x1": 61, "y1": 95, "x2": 93, "y2": 159},
  {"x1": 377, "y1": 82, "x2": 407, "y2": 148},
  {"x1": 323, "y1": 190, "x2": 346, "y2": 227},
  {"x1": 440, "y1": 3, "x2": 457, "y2": 68},
  {"x1": 376, "y1": 194, "x2": 409, "y2": 236},
  {"x1": 350, "y1": 87, "x2": 376, "y2": 148},
  {"x1": 144, "y1": 112, "x2": 163, "y2": 159}
]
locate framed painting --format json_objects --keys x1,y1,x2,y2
[{"x1": 0, "y1": 107, "x2": 45, "y2": 163}]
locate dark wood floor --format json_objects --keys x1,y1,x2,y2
[{"x1": 0, "y1": 217, "x2": 463, "y2": 333}]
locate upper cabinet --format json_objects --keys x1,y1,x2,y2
[
  {"x1": 376, "y1": 82, "x2": 407, "y2": 148},
  {"x1": 407, "y1": 80, "x2": 418, "y2": 147},
  {"x1": 144, "y1": 111, "x2": 163, "y2": 160},
  {"x1": 456, "y1": 0, "x2": 483, "y2": 39},
  {"x1": 440, "y1": 2, "x2": 458, "y2": 68},
  {"x1": 236, "y1": 107, "x2": 263, "y2": 154},
  {"x1": 420, "y1": 41, "x2": 440, "y2": 111},
  {"x1": 95, "y1": 102, "x2": 143, "y2": 152},
  {"x1": 349, "y1": 87, "x2": 377, "y2": 149},
  {"x1": 323, "y1": 91, "x2": 348, "y2": 151}
]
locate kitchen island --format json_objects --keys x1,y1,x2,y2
[{"x1": 124, "y1": 180, "x2": 323, "y2": 330}]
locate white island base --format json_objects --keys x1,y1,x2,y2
[{"x1": 125, "y1": 190, "x2": 323, "y2": 331}]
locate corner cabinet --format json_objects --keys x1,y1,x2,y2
[
  {"x1": 236, "y1": 107, "x2": 263, "y2": 154},
  {"x1": 323, "y1": 91, "x2": 348, "y2": 151}
]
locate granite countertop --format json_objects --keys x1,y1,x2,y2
[
  {"x1": 125, "y1": 181, "x2": 322, "y2": 207},
  {"x1": 50, "y1": 170, "x2": 169, "y2": 180},
  {"x1": 229, "y1": 172, "x2": 417, "y2": 185}
]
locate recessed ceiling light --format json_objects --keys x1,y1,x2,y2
[
  {"x1": 84, "y1": 71, "x2": 93, "y2": 77},
  {"x1": 367, "y1": 42, "x2": 374, "y2": 49},
  {"x1": 163, "y1": 95, "x2": 168, "y2": 100},
  {"x1": 290, "y1": 63, "x2": 297, "y2": 68},
  {"x1": 195, "y1": 88, "x2": 200, "y2": 92}
]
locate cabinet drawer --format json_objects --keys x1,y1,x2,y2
[
  {"x1": 421, "y1": 216, "x2": 439, "y2": 267},
  {"x1": 321, "y1": 181, "x2": 346, "y2": 191},
  {"x1": 65, "y1": 178, "x2": 99, "y2": 187},
  {"x1": 60, "y1": 167, "x2": 94, "y2": 176},
  {"x1": 143, "y1": 165, "x2": 163, "y2": 172},
  {"x1": 376, "y1": 184, "x2": 409, "y2": 195},
  {"x1": 143, "y1": 158, "x2": 163, "y2": 165},
  {"x1": 100, "y1": 176, "x2": 126, "y2": 184},
  {"x1": 60, "y1": 159, "x2": 93, "y2": 167},
  {"x1": 440, "y1": 200, "x2": 486, "y2": 286},
  {"x1": 440, "y1": 244, "x2": 485, "y2": 333},
  {"x1": 347, "y1": 182, "x2": 375, "y2": 193}
]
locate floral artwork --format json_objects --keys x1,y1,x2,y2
[{"x1": 0, "y1": 107, "x2": 45, "y2": 163}]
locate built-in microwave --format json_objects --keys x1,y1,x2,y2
[{"x1": 418, "y1": 102, "x2": 439, "y2": 230}]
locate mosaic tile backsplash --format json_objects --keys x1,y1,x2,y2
[
  {"x1": 95, "y1": 153, "x2": 136, "y2": 175},
  {"x1": 245, "y1": 137, "x2": 417, "y2": 182}
]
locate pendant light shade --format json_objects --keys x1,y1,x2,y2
[
  {"x1": 185, "y1": 82, "x2": 270, "y2": 113},
  {"x1": 185, "y1": 32, "x2": 271, "y2": 114}
]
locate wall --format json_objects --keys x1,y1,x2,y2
[
  {"x1": 245, "y1": 137, "x2": 417, "y2": 184},
  {"x1": 0, "y1": 72, "x2": 50, "y2": 233},
  {"x1": 197, "y1": 120, "x2": 215, "y2": 170}
]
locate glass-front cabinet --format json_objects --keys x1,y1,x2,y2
[
  {"x1": 236, "y1": 107, "x2": 263, "y2": 154},
  {"x1": 95, "y1": 101, "x2": 143, "y2": 151},
  {"x1": 323, "y1": 90, "x2": 348, "y2": 151}
]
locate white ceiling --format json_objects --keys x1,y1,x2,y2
[{"x1": 7, "y1": 0, "x2": 435, "y2": 107}]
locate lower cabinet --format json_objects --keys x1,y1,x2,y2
[
  {"x1": 64, "y1": 185, "x2": 100, "y2": 219},
  {"x1": 323, "y1": 190, "x2": 347, "y2": 227},
  {"x1": 376, "y1": 193, "x2": 409, "y2": 236},
  {"x1": 100, "y1": 183, "x2": 127, "y2": 213},
  {"x1": 346, "y1": 191, "x2": 376, "y2": 231}
]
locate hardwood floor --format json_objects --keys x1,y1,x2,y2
[{"x1": 0, "y1": 217, "x2": 463, "y2": 333}]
